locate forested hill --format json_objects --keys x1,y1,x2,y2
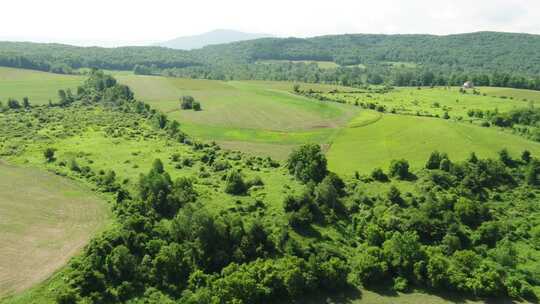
[
  {"x1": 0, "y1": 41, "x2": 199, "y2": 73},
  {"x1": 2, "y1": 31, "x2": 540, "y2": 87},
  {"x1": 197, "y1": 31, "x2": 540, "y2": 73}
]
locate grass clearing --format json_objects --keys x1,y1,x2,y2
[
  {"x1": 479, "y1": 86, "x2": 540, "y2": 102},
  {"x1": 0, "y1": 67, "x2": 83, "y2": 105},
  {"x1": 0, "y1": 162, "x2": 110, "y2": 298},
  {"x1": 116, "y1": 75, "x2": 359, "y2": 157},
  {"x1": 328, "y1": 87, "x2": 537, "y2": 119},
  {"x1": 327, "y1": 112, "x2": 540, "y2": 176}
]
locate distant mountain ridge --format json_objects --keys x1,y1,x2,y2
[{"x1": 155, "y1": 29, "x2": 273, "y2": 50}]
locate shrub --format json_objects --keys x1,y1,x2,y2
[
  {"x1": 44, "y1": 147, "x2": 56, "y2": 162},
  {"x1": 389, "y1": 159, "x2": 410, "y2": 180},
  {"x1": 371, "y1": 168, "x2": 388, "y2": 182},
  {"x1": 225, "y1": 171, "x2": 247, "y2": 195},
  {"x1": 246, "y1": 176, "x2": 264, "y2": 188}
]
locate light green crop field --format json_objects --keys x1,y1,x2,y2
[
  {"x1": 327, "y1": 86, "x2": 538, "y2": 119},
  {"x1": 0, "y1": 162, "x2": 110, "y2": 299},
  {"x1": 0, "y1": 67, "x2": 83, "y2": 105},
  {"x1": 116, "y1": 75, "x2": 359, "y2": 159},
  {"x1": 327, "y1": 111, "x2": 540, "y2": 176}
]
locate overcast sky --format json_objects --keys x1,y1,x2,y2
[{"x1": 1, "y1": 0, "x2": 539, "y2": 46}]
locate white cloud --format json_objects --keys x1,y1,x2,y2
[{"x1": 0, "y1": 0, "x2": 539, "y2": 46}]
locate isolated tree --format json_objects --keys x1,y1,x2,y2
[
  {"x1": 293, "y1": 84, "x2": 301, "y2": 93},
  {"x1": 44, "y1": 147, "x2": 56, "y2": 162},
  {"x1": 443, "y1": 111, "x2": 450, "y2": 119},
  {"x1": 193, "y1": 101, "x2": 201, "y2": 111},
  {"x1": 287, "y1": 144, "x2": 327, "y2": 183},
  {"x1": 181, "y1": 95, "x2": 194, "y2": 109}
]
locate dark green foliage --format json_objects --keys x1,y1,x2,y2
[
  {"x1": 526, "y1": 160, "x2": 540, "y2": 186},
  {"x1": 22, "y1": 97, "x2": 30, "y2": 108},
  {"x1": 389, "y1": 159, "x2": 410, "y2": 180},
  {"x1": 43, "y1": 147, "x2": 55, "y2": 162},
  {"x1": 181, "y1": 95, "x2": 194, "y2": 109},
  {"x1": 7, "y1": 98, "x2": 20, "y2": 109},
  {"x1": 138, "y1": 159, "x2": 197, "y2": 217},
  {"x1": 371, "y1": 167, "x2": 388, "y2": 182},
  {"x1": 443, "y1": 111, "x2": 450, "y2": 119},
  {"x1": 287, "y1": 144, "x2": 327, "y2": 183},
  {"x1": 425, "y1": 151, "x2": 447, "y2": 170},
  {"x1": 498, "y1": 149, "x2": 513, "y2": 166},
  {"x1": 387, "y1": 185, "x2": 402, "y2": 204},
  {"x1": 521, "y1": 150, "x2": 531, "y2": 163},
  {"x1": 192, "y1": 101, "x2": 201, "y2": 111},
  {"x1": 224, "y1": 170, "x2": 247, "y2": 195}
]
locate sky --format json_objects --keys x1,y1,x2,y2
[{"x1": 1, "y1": 0, "x2": 539, "y2": 47}]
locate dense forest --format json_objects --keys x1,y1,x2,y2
[
  {"x1": 2, "y1": 72, "x2": 539, "y2": 303},
  {"x1": 2, "y1": 32, "x2": 540, "y2": 89}
]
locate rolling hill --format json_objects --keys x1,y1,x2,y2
[
  {"x1": 155, "y1": 29, "x2": 272, "y2": 50},
  {"x1": 2, "y1": 31, "x2": 540, "y2": 86}
]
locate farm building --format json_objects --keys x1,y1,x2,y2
[{"x1": 463, "y1": 81, "x2": 474, "y2": 89}]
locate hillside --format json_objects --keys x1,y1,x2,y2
[
  {"x1": 1, "y1": 71, "x2": 539, "y2": 303},
  {"x1": 155, "y1": 29, "x2": 272, "y2": 50},
  {"x1": 1, "y1": 32, "x2": 540, "y2": 89}
]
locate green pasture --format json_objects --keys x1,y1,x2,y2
[
  {"x1": 0, "y1": 67, "x2": 83, "y2": 105},
  {"x1": 116, "y1": 75, "x2": 359, "y2": 157},
  {"x1": 327, "y1": 111, "x2": 540, "y2": 176},
  {"x1": 328, "y1": 86, "x2": 537, "y2": 119}
]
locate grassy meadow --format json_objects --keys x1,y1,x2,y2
[
  {"x1": 327, "y1": 111, "x2": 540, "y2": 175},
  {"x1": 116, "y1": 75, "x2": 359, "y2": 159},
  {"x1": 0, "y1": 162, "x2": 110, "y2": 299},
  {"x1": 0, "y1": 67, "x2": 83, "y2": 105},
  {"x1": 324, "y1": 86, "x2": 540, "y2": 119}
]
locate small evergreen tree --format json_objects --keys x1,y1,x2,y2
[{"x1": 44, "y1": 147, "x2": 56, "y2": 162}]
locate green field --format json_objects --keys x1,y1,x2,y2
[
  {"x1": 327, "y1": 111, "x2": 540, "y2": 175},
  {"x1": 325, "y1": 86, "x2": 539, "y2": 119},
  {"x1": 2, "y1": 69, "x2": 540, "y2": 303},
  {"x1": 0, "y1": 67, "x2": 83, "y2": 105},
  {"x1": 480, "y1": 86, "x2": 540, "y2": 102},
  {"x1": 116, "y1": 75, "x2": 359, "y2": 159},
  {"x1": 0, "y1": 162, "x2": 110, "y2": 298}
]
